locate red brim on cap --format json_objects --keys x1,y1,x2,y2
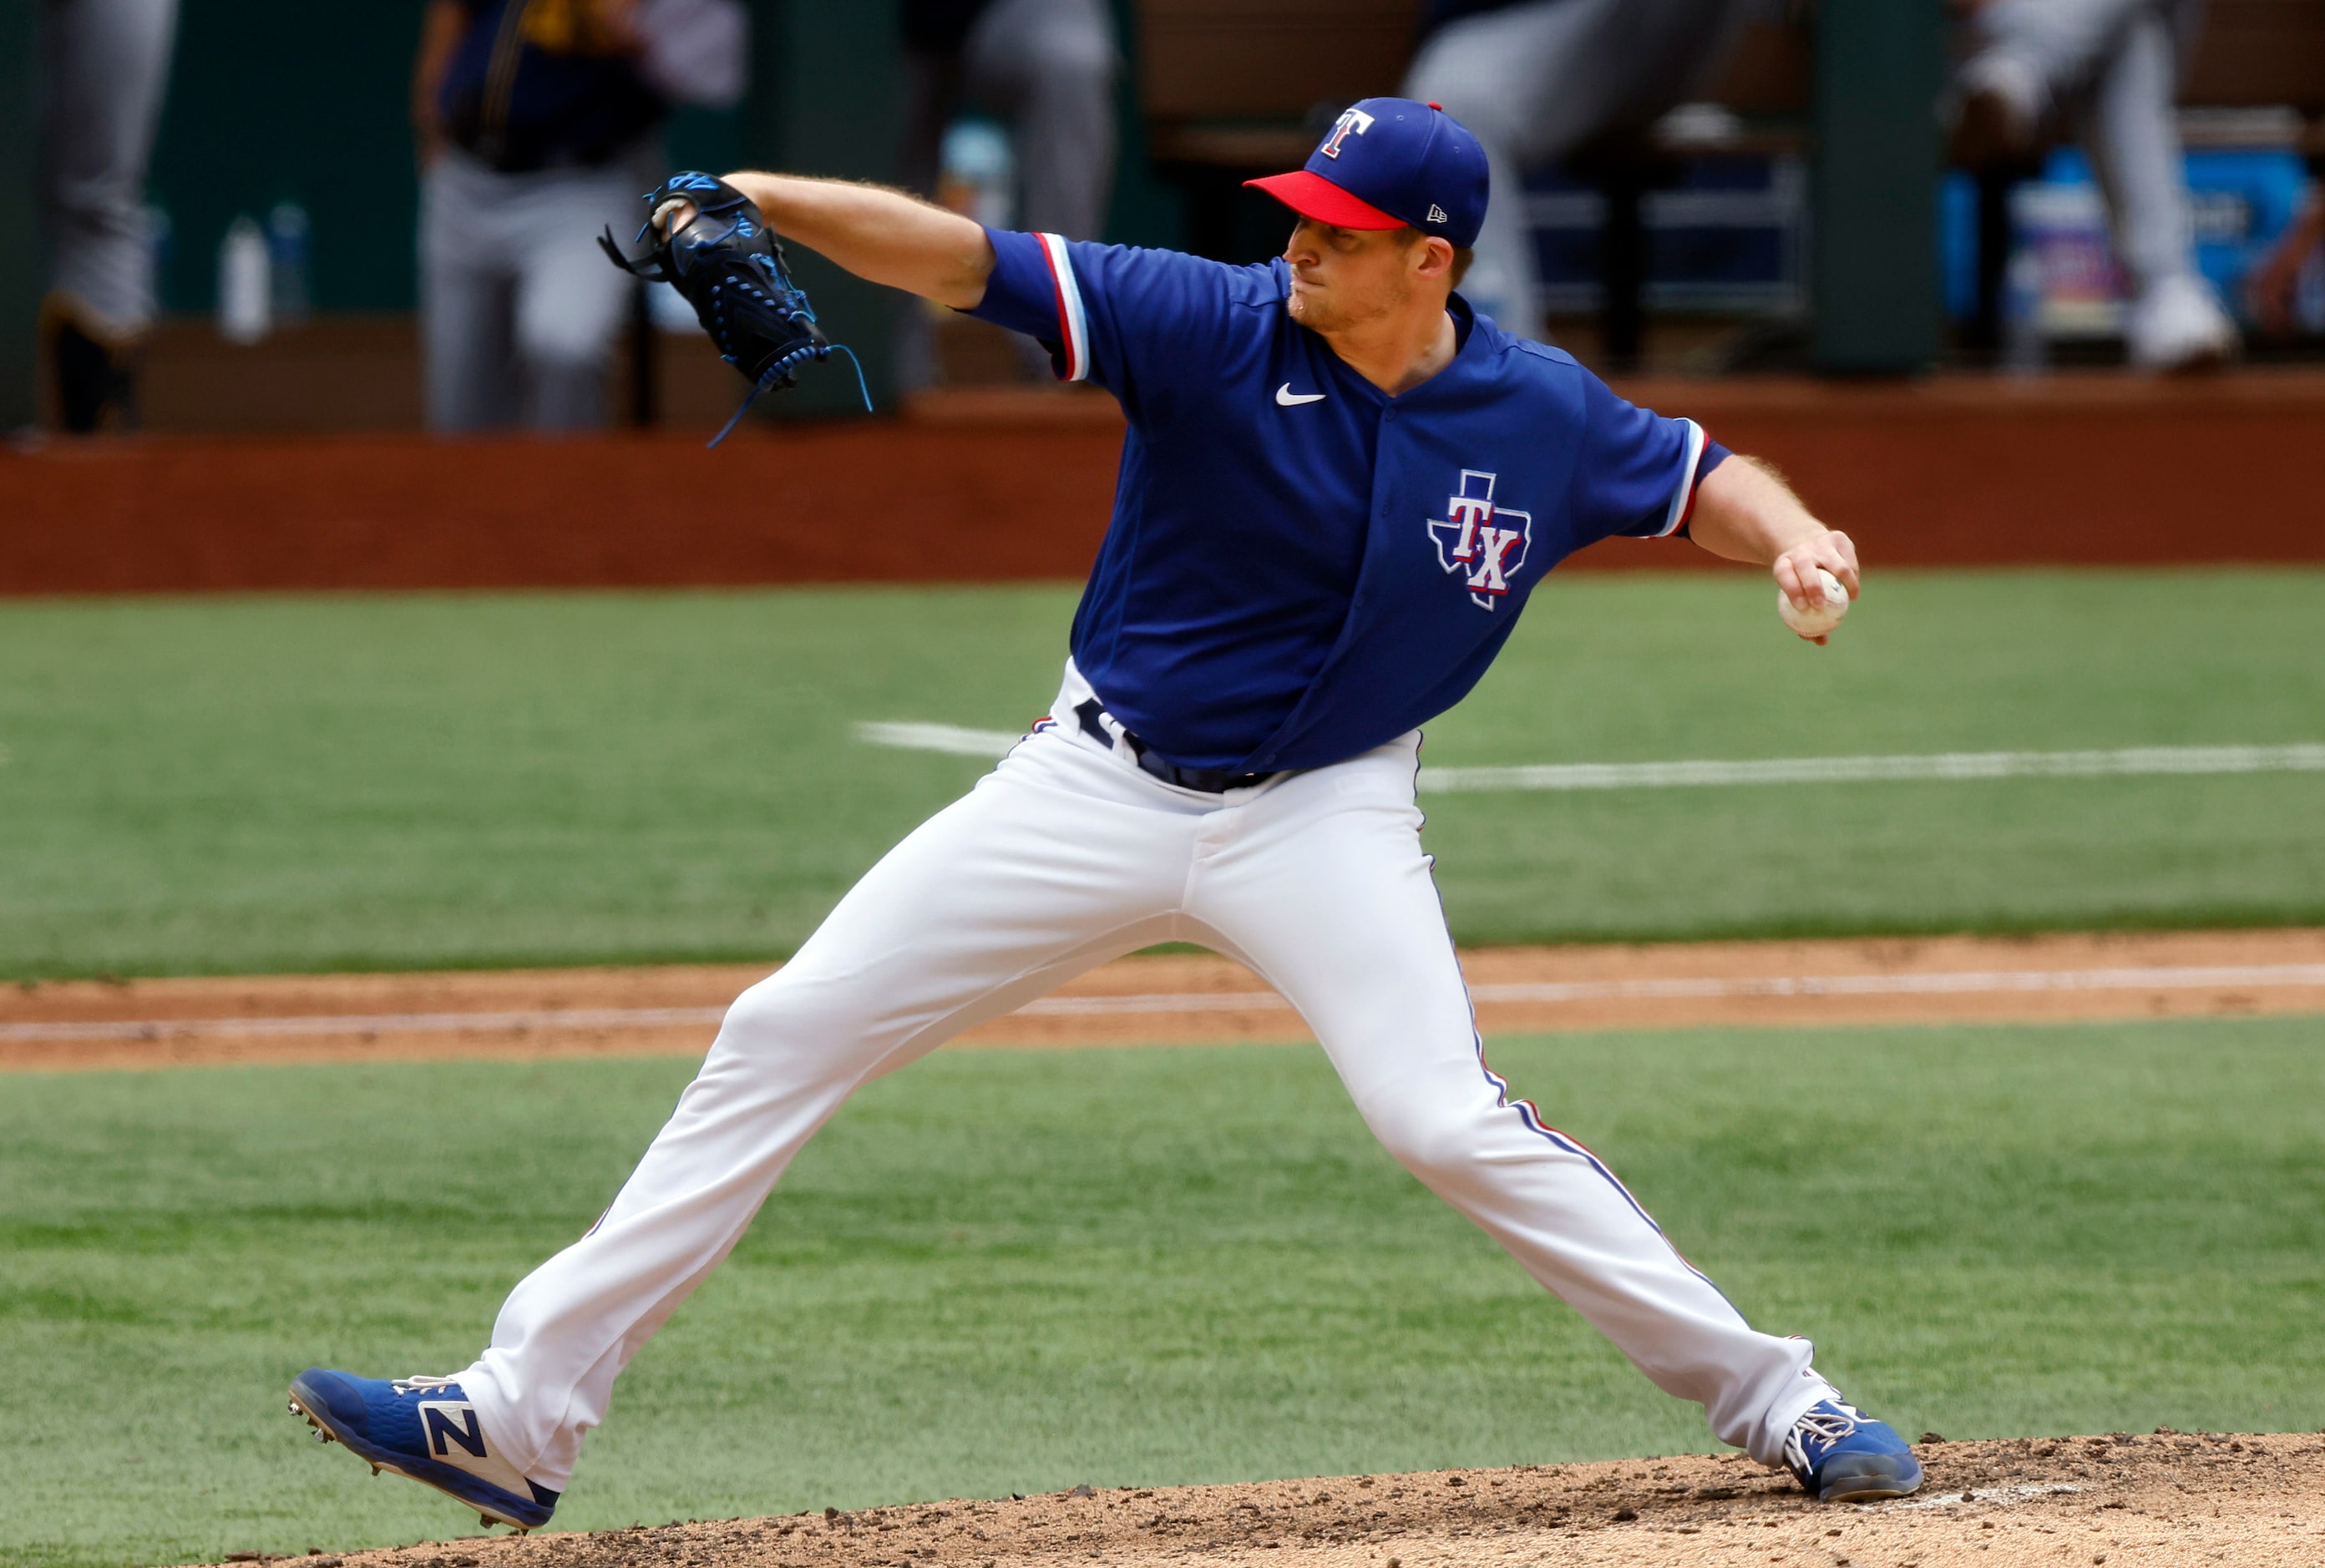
[{"x1": 1243, "y1": 169, "x2": 1406, "y2": 230}]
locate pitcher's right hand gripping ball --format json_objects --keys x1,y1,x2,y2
[
  {"x1": 1777, "y1": 566, "x2": 1851, "y2": 640},
  {"x1": 600, "y1": 173, "x2": 856, "y2": 440}
]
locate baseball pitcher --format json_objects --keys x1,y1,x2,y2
[{"x1": 289, "y1": 98, "x2": 1918, "y2": 1532}]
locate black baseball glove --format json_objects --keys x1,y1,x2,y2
[{"x1": 600, "y1": 172, "x2": 868, "y2": 444}]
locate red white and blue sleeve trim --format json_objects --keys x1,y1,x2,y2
[
  {"x1": 1035, "y1": 232, "x2": 1092, "y2": 383},
  {"x1": 1653, "y1": 417, "x2": 1710, "y2": 539}
]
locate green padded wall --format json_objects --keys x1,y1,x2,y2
[
  {"x1": 741, "y1": 0, "x2": 903, "y2": 416},
  {"x1": 1812, "y1": 0, "x2": 1945, "y2": 372},
  {"x1": 147, "y1": 1, "x2": 425, "y2": 314},
  {"x1": 0, "y1": 0, "x2": 40, "y2": 430}
]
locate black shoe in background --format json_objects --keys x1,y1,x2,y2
[{"x1": 53, "y1": 316, "x2": 141, "y2": 433}]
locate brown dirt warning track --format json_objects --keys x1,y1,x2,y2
[
  {"x1": 8, "y1": 928, "x2": 2325, "y2": 1073},
  {"x1": 183, "y1": 1430, "x2": 2325, "y2": 1568},
  {"x1": 11, "y1": 372, "x2": 2325, "y2": 596}
]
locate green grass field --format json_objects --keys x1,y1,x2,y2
[
  {"x1": 3, "y1": 1016, "x2": 2322, "y2": 1568},
  {"x1": 4, "y1": 569, "x2": 2323, "y2": 980}
]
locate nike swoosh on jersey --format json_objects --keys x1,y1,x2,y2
[{"x1": 1274, "y1": 383, "x2": 1326, "y2": 407}]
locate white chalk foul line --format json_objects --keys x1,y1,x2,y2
[
  {"x1": 0, "y1": 1006, "x2": 730, "y2": 1045},
  {"x1": 856, "y1": 721, "x2": 1024, "y2": 757},
  {"x1": 1419, "y1": 742, "x2": 2325, "y2": 793},
  {"x1": 856, "y1": 725, "x2": 2325, "y2": 793},
  {"x1": 1879, "y1": 1481, "x2": 2083, "y2": 1511},
  {"x1": 1012, "y1": 963, "x2": 2325, "y2": 1016},
  {"x1": 1461, "y1": 962, "x2": 2325, "y2": 1004},
  {"x1": 8, "y1": 963, "x2": 2324, "y2": 1045}
]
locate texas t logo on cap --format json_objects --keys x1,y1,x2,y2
[
  {"x1": 1319, "y1": 106, "x2": 1375, "y2": 159},
  {"x1": 1245, "y1": 97, "x2": 1489, "y2": 250}
]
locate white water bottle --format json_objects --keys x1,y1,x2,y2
[{"x1": 217, "y1": 215, "x2": 271, "y2": 344}]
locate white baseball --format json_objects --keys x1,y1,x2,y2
[{"x1": 1776, "y1": 567, "x2": 1850, "y2": 639}]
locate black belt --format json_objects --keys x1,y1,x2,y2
[{"x1": 1075, "y1": 700, "x2": 1280, "y2": 794}]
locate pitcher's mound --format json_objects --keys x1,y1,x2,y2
[{"x1": 238, "y1": 1429, "x2": 2324, "y2": 1568}]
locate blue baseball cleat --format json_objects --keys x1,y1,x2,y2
[
  {"x1": 287, "y1": 1369, "x2": 559, "y2": 1532},
  {"x1": 1781, "y1": 1397, "x2": 1924, "y2": 1502}
]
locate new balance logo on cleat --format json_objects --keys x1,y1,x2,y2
[
  {"x1": 288, "y1": 1368, "x2": 560, "y2": 1532},
  {"x1": 419, "y1": 1401, "x2": 489, "y2": 1459}
]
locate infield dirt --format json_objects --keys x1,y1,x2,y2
[
  {"x1": 186, "y1": 1430, "x2": 2325, "y2": 1568},
  {"x1": 8, "y1": 928, "x2": 2324, "y2": 1073}
]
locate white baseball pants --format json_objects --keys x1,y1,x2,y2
[
  {"x1": 40, "y1": 0, "x2": 180, "y2": 341},
  {"x1": 459, "y1": 662, "x2": 1835, "y2": 1490}
]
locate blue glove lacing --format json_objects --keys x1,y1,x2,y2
[{"x1": 707, "y1": 341, "x2": 874, "y2": 449}]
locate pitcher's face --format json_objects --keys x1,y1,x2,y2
[{"x1": 1283, "y1": 220, "x2": 1436, "y2": 334}]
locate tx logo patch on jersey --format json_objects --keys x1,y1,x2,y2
[
  {"x1": 1319, "y1": 107, "x2": 1375, "y2": 159},
  {"x1": 1426, "y1": 469, "x2": 1532, "y2": 609}
]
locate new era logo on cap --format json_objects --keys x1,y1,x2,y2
[{"x1": 1243, "y1": 97, "x2": 1490, "y2": 249}]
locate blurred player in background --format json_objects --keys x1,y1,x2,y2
[
  {"x1": 412, "y1": 0, "x2": 747, "y2": 431},
  {"x1": 38, "y1": 0, "x2": 180, "y2": 433},
  {"x1": 2246, "y1": 165, "x2": 2322, "y2": 337},
  {"x1": 897, "y1": 0, "x2": 1118, "y2": 383},
  {"x1": 1952, "y1": 0, "x2": 2240, "y2": 370},
  {"x1": 1401, "y1": 0, "x2": 1760, "y2": 344}
]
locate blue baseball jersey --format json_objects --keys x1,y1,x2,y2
[{"x1": 970, "y1": 230, "x2": 1729, "y2": 773}]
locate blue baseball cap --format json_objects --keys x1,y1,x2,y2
[{"x1": 1245, "y1": 97, "x2": 1489, "y2": 250}]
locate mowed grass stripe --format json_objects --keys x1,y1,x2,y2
[
  {"x1": 4, "y1": 569, "x2": 2324, "y2": 978},
  {"x1": 2, "y1": 1014, "x2": 2321, "y2": 1568}
]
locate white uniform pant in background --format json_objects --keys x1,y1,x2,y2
[
  {"x1": 1402, "y1": 0, "x2": 1756, "y2": 343},
  {"x1": 419, "y1": 144, "x2": 660, "y2": 432},
  {"x1": 40, "y1": 0, "x2": 180, "y2": 341},
  {"x1": 1966, "y1": 0, "x2": 2206, "y2": 296},
  {"x1": 460, "y1": 664, "x2": 1835, "y2": 1490}
]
